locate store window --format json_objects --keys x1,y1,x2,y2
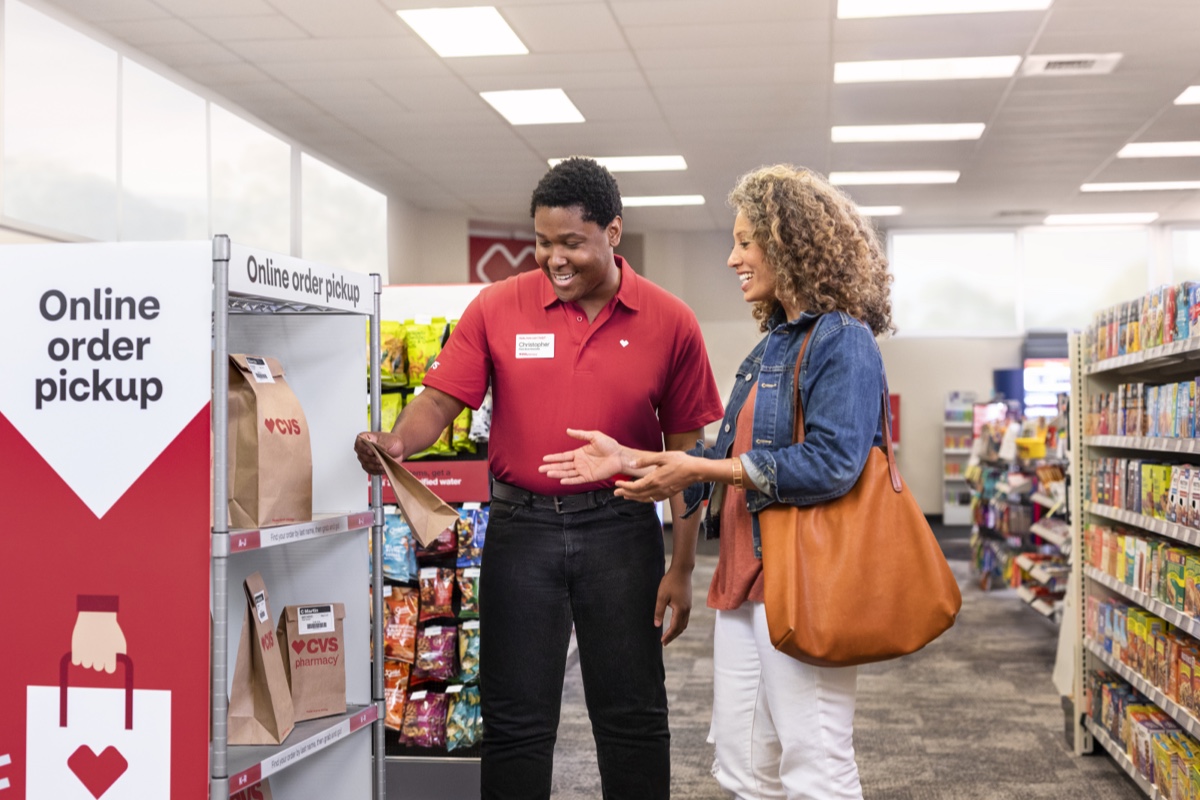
[
  {"x1": 1021, "y1": 228, "x2": 1149, "y2": 330},
  {"x1": 301, "y1": 153, "x2": 387, "y2": 276},
  {"x1": 890, "y1": 232, "x2": 1018, "y2": 334},
  {"x1": 121, "y1": 60, "x2": 208, "y2": 241},
  {"x1": 210, "y1": 105, "x2": 291, "y2": 253},
  {"x1": 3, "y1": 0, "x2": 118, "y2": 240},
  {"x1": 1175, "y1": 229, "x2": 1200, "y2": 281}
]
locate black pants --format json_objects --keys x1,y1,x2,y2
[{"x1": 479, "y1": 495, "x2": 670, "y2": 800}]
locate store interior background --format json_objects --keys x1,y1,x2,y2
[{"x1": 3, "y1": 0, "x2": 1200, "y2": 515}]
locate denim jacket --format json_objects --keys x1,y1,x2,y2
[{"x1": 683, "y1": 309, "x2": 886, "y2": 558}]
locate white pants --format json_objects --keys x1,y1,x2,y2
[{"x1": 711, "y1": 603, "x2": 862, "y2": 800}]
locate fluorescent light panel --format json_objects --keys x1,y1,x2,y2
[
  {"x1": 858, "y1": 206, "x2": 903, "y2": 216},
  {"x1": 622, "y1": 195, "x2": 705, "y2": 207},
  {"x1": 1118, "y1": 141, "x2": 1200, "y2": 158},
  {"x1": 832, "y1": 123, "x2": 985, "y2": 142},
  {"x1": 1043, "y1": 213, "x2": 1159, "y2": 225},
  {"x1": 834, "y1": 55, "x2": 1021, "y2": 83},
  {"x1": 838, "y1": 0, "x2": 1051, "y2": 18},
  {"x1": 1082, "y1": 181, "x2": 1200, "y2": 192},
  {"x1": 1177, "y1": 86, "x2": 1200, "y2": 105},
  {"x1": 830, "y1": 171, "x2": 960, "y2": 185},
  {"x1": 547, "y1": 156, "x2": 687, "y2": 172},
  {"x1": 397, "y1": 7, "x2": 527, "y2": 58},
  {"x1": 480, "y1": 89, "x2": 583, "y2": 125}
]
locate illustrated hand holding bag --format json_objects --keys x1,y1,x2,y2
[{"x1": 759, "y1": 331, "x2": 961, "y2": 666}]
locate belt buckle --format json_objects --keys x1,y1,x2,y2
[{"x1": 554, "y1": 495, "x2": 566, "y2": 514}]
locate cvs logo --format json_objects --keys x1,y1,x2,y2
[
  {"x1": 260, "y1": 631, "x2": 275, "y2": 651},
  {"x1": 264, "y1": 418, "x2": 301, "y2": 435},
  {"x1": 231, "y1": 786, "x2": 266, "y2": 800},
  {"x1": 290, "y1": 636, "x2": 339, "y2": 655}
]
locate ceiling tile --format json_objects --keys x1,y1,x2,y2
[
  {"x1": 131, "y1": 40, "x2": 243, "y2": 67},
  {"x1": 178, "y1": 62, "x2": 272, "y2": 86},
  {"x1": 154, "y1": 0, "x2": 276, "y2": 17},
  {"x1": 503, "y1": 3, "x2": 626, "y2": 52},
  {"x1": 611, "y1": 0, "x2": 827, "y2": 26},
  {"x1": 187, "y1": 15, "x2": 310, "y2": 41},
  {"x1": 101, "y1": 18, "x2": 208, "y2": 44},
  {"x1": 267, "y1": 0, "x2": 412, "y2": 38},
  {"x1": 223, "y1": 36, "x2": 426, "y2": 62},
  {"x1": 43, "y1": 0, "x2": 169, "y2": 23}
]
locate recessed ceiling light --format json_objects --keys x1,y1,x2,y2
[
  {"x1": 547, "y1": 156, "x2": 687, "y2": 172},
  {"x1": 838, "y1": 0, "x2": 1051, "y2": 18},
  {"x1": 397, "y1": 6, "x2": 527, "y2": 58},
  {"x1": 480, "y1": 89, "x2": 584, "y2": 125},
  {"x1": 829, "y1": 171, "x2": 960, "y2": 185},
  {"x1": 831, "y1": 123, "x2": 985, "y2": 142},
  {"x1": 1043, "y1": 212, "x2": 1159, "y2": 225},
  {"x1": 621, "y1": 195, "x2": 705, "y2": 207},
  {"x1": 1177, "y1": 86, "x2": 1200, "y2": 105},
  {"x1": 834, "y1": 56, "x2": 1021, "y2": 83},
  {"x1": 858, "y1": 206, "x2": 904, "y2": 216},
  {"x1": 1081, "y1": 181, "x2": 1200, "y2": 192},
  {"x1": 1118, "y1": 141, "x2": 1200, "y2": 158}
]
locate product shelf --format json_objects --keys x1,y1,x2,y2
[
  {"x1": 1085, "y1": 718, "x2": 1164, "y2": 800},
  {"x1": 1085, "y1": 336, "x2": 1200, "y2": 378},
  {"x1": 944, "y1": 475, "x2": 968, "y2": 482},
  {"x1": 1085, "y1": 566, "x2": 1200, "y2": 640},
  {"x1": 1086, "y1": 503, "x2": 1200, "y2": 549},
  {"x1": 228, "y1": 511, "x2": 374, "y2": 554},
  {"x1": 1032, "y1": 492, "x2": 1062, "y2": 511},
  {"x1": 1085, "y1": 637, "x2": 1200, "y2": 742},
  {"x1": 1085, "y1": 436, "x2": 1200, "y2": 455},
  {"x1": 1016, "y1": 584, "x2": 1060, "y2": 617},
  {"x1": 227, "y1": 705, "x2": 378, "y2": 792},
  {"x1": 1030, "y1": 520, "x2": 1070, "y2": 548},
  {"x1": 944, "y1": 448, "x2": 972, "y2": 455},
  {"x1": 943, "y1": 421, "x2": 974, "y2": 429},
  {"x1": 1015, "y1": 554, "x2": 1066, "y2": 585}
]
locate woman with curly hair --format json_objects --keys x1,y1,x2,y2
[{"x1": 541, "y1": 164, "x2": 894, "y2": 799}]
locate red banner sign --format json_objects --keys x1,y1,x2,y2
[{"x1": 469, "y1": 236, "x2": 538, "y2": 284}]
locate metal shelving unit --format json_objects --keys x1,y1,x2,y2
[
  {"x1": 943, "y1": 406, "x2": 975, "y2": 526},
  {"x1": 1085, "y1": 720, "x2": 1164, "y2": 800},
  {"x1": 1085, "y1": 638, "x2": 1200, "y2": 741}
]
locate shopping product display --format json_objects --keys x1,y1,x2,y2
[
  {"x1": 228, "y1": 572, "x2": 296, "y2": 745},
  {"x1": 227, "y1": 353, "x2": 313, "y2": 528},
  {"x1": 278, "y1": 603, "x2": 347, "y2": 722}
]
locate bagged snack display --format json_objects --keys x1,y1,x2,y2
[
  {"x1": 459, "y1": 620, "x2": 481, "y2": 684},
  {"x1": 418, "y1": 567, "x2": 455, "y2": 621},
  {"x1": 421, "y1": 522, "x2": 457, "y2": 558},
  {"x1": 451, "y1": 406, "x2": 476, "y2": 454},
  {"x1": 383, "y1": 512, "x2": 418, "y2": 583},
  {"x1": 230, "y1": 777, "x2": 274, "y2": 800},
  {"x1": 446, "y1": 684, "x2": 482, "y2": 751},
  {"x1": 469, "y1": 388, "x2": 493, "y2": 443},
  {"x1": 384, "y1": 661, "x2": 411, "y2": 731},
  {"x1": 414, "y1": 624, "x2": 458, "y2": 683},
  {"x1": 457, "y1": 567, "x2": 481, "y2": 619},
  {"x1": 401, "y1": 690, "x2": 448, "y2": 748},
  {"x1": 227, "y1": 354, "x2": 312, "y2": 528},
  {"x1": 380, "y1": 321, "x2": 407, "y2": 387},
  {"x1": 380, "y1": 391, "x2": 403, "y2": 433},
  {"x1": 405, "y1": 319, "x2": 444, "y2": 387},
  {"x1": 278, "y1": 603, "x2": 347, "y2": 722},
  {"x1": 457, "y1": 506, "x2": 486, "y2": 567},
  {"x1": 384, "y1": 585, "x2": 419, "y2": 663},
  {"x1": 228, "y1": 572, "x2": 296, "y2": 744}
]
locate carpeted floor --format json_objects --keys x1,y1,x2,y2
[{"x1": 549, "y1": 524, "x2": 1145, "y2": 799}]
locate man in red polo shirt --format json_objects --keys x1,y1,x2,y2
[{"x1": 355, "y1": 157, "x2": 722, "y2": 799}]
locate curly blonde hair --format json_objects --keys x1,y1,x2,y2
[{"x1": 728, "y1": 165, "x2": 894, "y2": 336}]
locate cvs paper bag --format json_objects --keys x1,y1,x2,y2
[
  {"x1": 228, "y1": 354, "x2": 312, "y2": 528},
  {"x1": 228, "y1": 572, "x2": 295, "y2": 744},
  {"x1": 370, "y1": 443, "x2": 459, "y2": 547},
  {"x1": 278, "y1": 603, "x2": 346, "y2": 722}
]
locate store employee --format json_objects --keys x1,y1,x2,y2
[{"x1": 355, "y1": 157, "x2": 722, "y2": 800}]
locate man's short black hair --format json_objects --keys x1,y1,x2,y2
[{"x1": 530, "y1": 157, "x2": 623, "y2": 226}]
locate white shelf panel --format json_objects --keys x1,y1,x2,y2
[
  {"x1": 1086, "y1": 503, "x2": 1200, "y2": 549},
  {"x1": 943, "y1": 448, "x2": 972, "y2": 455},
  {"x1": 1086, "y1": 336, "x2": 1200, "y2": 377},
  {"x1": 1015, "y1": 555, "x2": 1066, "y2": 585},
  {"x1": 1016, "y1": 584, "x2": 1060, "y2": 617},
  {"x1": 1085, "y1": 718, "x2": 1163, "y2": 800},
  {"x1": 1031, "y1": 492, "x2": 1061, "y2": 511},
  {"x1": 1086, "y1": 637, "x2": 1200, "y2": 742},
  {"x1": 1030, "y1": 521, "x2": 1069, "y2": 548},
  {"x1": 228, "y1": 511, "x2": 373, "y2": 554},
  {"x1": 1085, "y1": 566, "x2": 1200, "y2": 640},
  {"x1": 227, "y1": 705, "x2": 378, "y2": 792},
  {"x1": 1086, "y1": 435, "x2": 1200, "y2": 455}
]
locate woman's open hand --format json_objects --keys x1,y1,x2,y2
[
  {"x1": 539, "y1": 429, "x2": 628, "y2": 484},
  {"x1": 615, "y1": 451, "x2": 702, "y2": 502}
]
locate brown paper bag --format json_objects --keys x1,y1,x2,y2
[
  {"x1": 228, "y1": 572, "x2": 296, "y2": 744},
  {"x1": 371, "y1": 443, "x2": 459, "y2": 547},
  {"x1": 230, "y1": 777, "x2": 273, "y2": 800},
  {"x1": 277, "y1": 603, "x2": 347, "y2": 722},
  {"x1": 228, "y1": 354, "x2": 313, "y2": 528}
]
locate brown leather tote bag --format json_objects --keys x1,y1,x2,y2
[{"x1": 759, "y1": 330, "x2": 961, "y2": 667}]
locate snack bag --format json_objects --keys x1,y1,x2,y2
[
  {"x1": 414, "y1": 624, "x2": 458, "y2": 683},
  {"x1": 459, "y1": 619, "x2": 481, "y2": 684},
  {"x1": 384, "y1": 585, "x2": 419, "y2": 663},
  {"x1": 278, "y1": 603, "x2": 347, "y2": 722},
  {"x1": 383, "y1": 512, "x2": 419, "y2": 583},
  {"x1": 418, "y1": 567, "x2": 456, "y2": 621},
  {"x1": 456, "y1": 505, "x2": 486, "y2": 567},
  {"x1": 227, "y1": 354, "x2": 313, "y2": 528},
  {"x1": 405, "y1": 320, "x2": 444, "y2": 387},
  {"x1": 380, "y1": 391, "x2": 403, "y2": 433},
  {"x1": 380, "y1": 321, "x2": 408, "y2": 388},
  {"x1": 401, "y1": 690, "x2": 448, "y2": 749},
  {"x1": 420, "y1": 523, "x2": 457, "y2": 559},
  {"x1": 446, "y1": 684, "x2": 482, "y2": 752},
  {"x1": 457, "y1": 567, "x2": 481, "y2": 619},
  {"x1": 384, "y1": 661, "x2": 411, "y2": 731},
  {"x1": 228, "y1": 572, "x2": 296, "y2": 744},
  {"x1": 451, "y1": 406, "x2": 476, "y2": 454},
  {"x1": 469, "y1": 388, "x2": 493, "y2": 443}
]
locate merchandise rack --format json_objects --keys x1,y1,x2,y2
[
  {"x1": 1084, "y1": 638, "x2": 1200, "y2": 741},
  {"x1": 1085, "y1": 720, "x2": 1165, "y2": 800},
  {"x1": 210, "y1": 237, "x2": 385, "y2": 800}
]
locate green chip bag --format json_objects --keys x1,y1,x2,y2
[
  {"x1": 381, "y1": 321, "x2": 407, "y2": 388},
  {"x1": 451, "y1": 406, "x2": 475, "y2": 454}
]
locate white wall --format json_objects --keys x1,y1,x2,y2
[{"x1": 387, "y1": 200, "x2": 469, "y2": 285}]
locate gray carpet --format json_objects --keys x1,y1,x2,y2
[{"x1": 550, "y1": 546, "x2": 1145, "y2": 799}]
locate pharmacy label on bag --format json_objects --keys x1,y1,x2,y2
[{"x1": 297, "y1": 606, "x2": 335, "y2": 635}]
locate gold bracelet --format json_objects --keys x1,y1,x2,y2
[{"x1": 731, "y1": 458, "x2": 744, "y2": 490}]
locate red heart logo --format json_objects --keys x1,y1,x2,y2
[
  {"x1": 292, "y1": 639, "x2": 305, "y2": 654},
  {"x1": 68, "y1": 745, "x2": 128, "y2": 799},
  {"x1": 474, "y1": 242, "x2": 538, "y2": 283},
  {"x1": 264, "y1": 418, "x2": 275, "y2": 433}
]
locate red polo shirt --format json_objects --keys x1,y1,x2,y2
[{"x1": 423, "y1": 257, "x2": 723, "y2": 496}]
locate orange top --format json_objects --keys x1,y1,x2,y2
[{"x1": 707, "y1": 383, "x2": 765, "y2": 611}]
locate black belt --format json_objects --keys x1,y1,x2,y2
[{"x1": 490, "y1": 478, "x2": 617, "y2": 514}]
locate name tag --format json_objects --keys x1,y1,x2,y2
[{"x1": 516, "y1": 333, "x2": 555, "y2": 359}]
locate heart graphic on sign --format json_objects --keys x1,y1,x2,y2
[
  {"x1": 474, "y1": 242, "x2": 538, "y2": 284},
  {"x1": 292, "y1": 639, "x2": 306, "y2": 654},
  {"x1": 264, "y1": 418, "x2": 275, "y2": 433},
  {"x1": 67, "y1": 745, "x2": 128, "y2": 799}
]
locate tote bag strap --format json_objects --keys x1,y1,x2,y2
[{"x1": 789, "y1": 325, "x2": 902, "y2": 494}]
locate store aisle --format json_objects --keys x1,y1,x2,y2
[{"x1": 551, "y1": 552, "x2": 1144, "y2": 799}]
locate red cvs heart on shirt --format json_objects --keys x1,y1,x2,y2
[
  {"x1": 292, "y1": 639, "x2": 306, "y2": 654},
  {"x1": 67, "y1": 745, "x2": 128, "y2": 799}
]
